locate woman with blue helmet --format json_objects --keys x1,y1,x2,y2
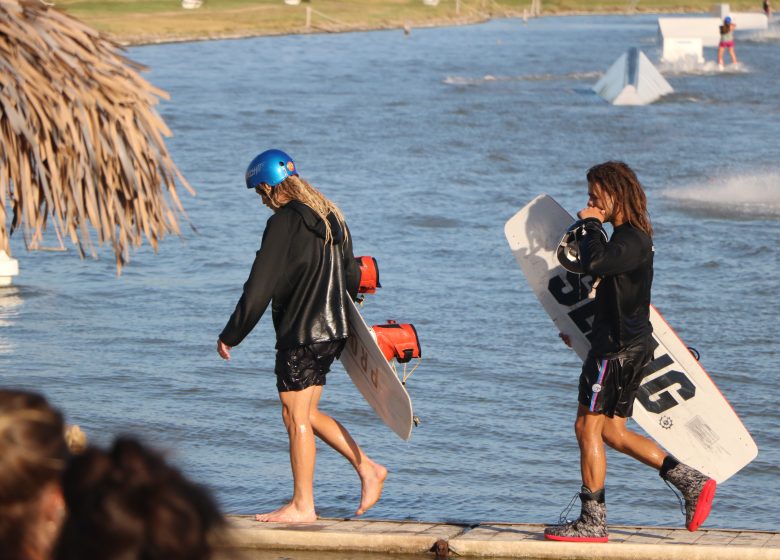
[
  {"x1": 217, "y1": 149, "x2": 387, "y2": 523},
  {"x1": 718, "y1": 16, "x2": 738, "y2": 69}
]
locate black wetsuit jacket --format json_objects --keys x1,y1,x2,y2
[
  {"x1": 578, "y1": 218, "x2": 654, "y2": 356},
  {"x1": 219, "y1": 200, "x2": 361, "y2": 350}
]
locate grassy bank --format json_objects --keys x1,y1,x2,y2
[{"x1": 55, "y1": 0, "x2": 762, "y2": 45}]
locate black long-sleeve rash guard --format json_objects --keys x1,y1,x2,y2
[
  {"x1": 219, "y1": 200, "x2": 361, "y2": 350},
  {"x1": 578, "y1": 217, "x2": 654, "y2": 356}
]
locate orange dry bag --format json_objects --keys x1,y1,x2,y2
[
  {"x1": 356, "y1": 256, "x2": 381, "y2": 294},
  {"x1": 372, "y1": 321, "x2": 421, "y2": 363}
]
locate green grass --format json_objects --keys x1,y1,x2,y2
[{"x1": 52, "y1": 0, "x2": 761, "y2": 44}]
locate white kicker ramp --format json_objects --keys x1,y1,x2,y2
[{"x1": 593, "y1": 48, "x2": 673, "y2": 106}]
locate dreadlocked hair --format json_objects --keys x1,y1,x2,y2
[
  {"x1": 586, "y1": 161, "x2": 653, "y2": 237},
  {"x1": 261, "y1": 175, "x2": 348, "y2": 244}
]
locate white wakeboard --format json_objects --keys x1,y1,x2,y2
[
  {"x1": 505, "y1": 194, "x2": 757, "y2": 483},
  {"x1": 339, "y1": 298, "x2": 414, "y2": 441}
]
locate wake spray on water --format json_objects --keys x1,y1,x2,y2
[{"x1": 663, "y1": 172, "x2": 780, "y2": 218}]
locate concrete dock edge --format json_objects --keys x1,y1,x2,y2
[
  {"x1": 224, "y1": 516, "x2": 467, "y2": 554},
  {"x1": 449, "y1": 523, "x2": 780, "y2": 559},
  {"x1": 222, "y1": 516, "x2": 780, "y2": 559},
  {"x1": 450, "y1": 536, "x2": 780, "y2": 559}
]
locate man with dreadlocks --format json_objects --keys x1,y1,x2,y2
[
  {"x1": 217, "y1": 149, "x2": 387, "y2": 523},
  {"x1": 544, "y1": 161, "x2": 716, "y2": 542}
]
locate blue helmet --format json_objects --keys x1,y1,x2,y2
[
  {"x1": 724, "y1": 16, "x2": 732, "y2": 24},
  {"x1": 245, "y1": 149, "x2": 298, "y2": 190}
]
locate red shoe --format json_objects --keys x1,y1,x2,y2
[
  {"x1": 662, "y1": 461, "x2": 717, "y2": 532},
  {"x1": 688, "y1": 478, "x2": 717, "y2": 532},
  {"x1": 544, "y1": 487, "x2": 608, "y2": 542}
]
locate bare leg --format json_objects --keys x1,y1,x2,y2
[
  {"x1": 729, "y1": 47, "x2": 738, "y2": 65},
  {"x1": 717, "y1": 46, "x2": 725, "y2": 67},
  {"x1": 309, "y1": 386, "x2": 387, "y2": 516},
  {"x1": 256, "y1": 387, "x2": 318, "y2": 522},
  {"x1": 602, "y1": 415, "x2": 666, "y2": 469},
  {"x1": 575, "y1": 405, "x2": 607, "y2": 491}
]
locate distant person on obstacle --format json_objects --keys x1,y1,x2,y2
[
  {"x1": 763, "y1": 0, "x2": 771, "y2": 18},
  {"x1": 544, "y1": 161, "x2": 716, "y2": 543},
  {"x1": 217, "y1": 149, "x2": 387, "y2": 522},
  {"x1": 718, "y1": 16, "x2": 738, "y2": 69}
]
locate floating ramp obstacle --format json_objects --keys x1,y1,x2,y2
[
  {"x1": 658, "y1": 16, "x2": 718, "y2": 63},
  {"x1": 658, "y1": 17, "x2": 722, "y2": 48},
  {"x1": 661, "y1": 37, "x2": 704, "y2": 64},
  {"x1": 0, "y1": 251, "x2": 19, "y2": 287},
  {"x1": 658, "y1": 7, "x2": 768, "y2": 62},
  {"x1": 593, "y1": 48, "x2": 673, "y2": 106},
  {"x1": 712, "y1": 3, "x2": 769, "y2": 30}
]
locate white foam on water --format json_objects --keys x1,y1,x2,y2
[
  {"x1": 743, "y1": 26, "x2": 780, "y2": 43},
  {"x1": 658, "y1": 59, "x2": 751, "y2": 76},
  {"x1": 442, "y1": 74, "x2": 510, "y2": 85},
  {"x1": 663, "y1": 171, "x2": 780, "y2": 218},
  {"x1": 442, "y1": 70, "x2": 602, "y2": 85},
  {"x1": 564, "y1": 70, "x2": 603, "y2": 81}
]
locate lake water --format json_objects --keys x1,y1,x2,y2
[{"x1": 2, "y1": 14, "x2": 779, "y2": 534}]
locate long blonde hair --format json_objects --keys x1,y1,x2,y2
[{"x1": 260, "y1": 175, "x2": 348, "y2": 244}]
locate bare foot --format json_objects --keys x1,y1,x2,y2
[
  {"x1": 255, "y1": 502, "x2": 317, "y2": 523},
  {"x1": 355, "y1": 462, "x2": 388, "y2": 516}
]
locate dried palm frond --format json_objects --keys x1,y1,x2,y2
[{"x1": 0, "y1": 0, "x2": 193, "y2": 273}]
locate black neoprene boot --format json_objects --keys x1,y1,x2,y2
[
  {"x1": 544, "y1": 486, "x2": 608, "y2": 542},
  {"x1": 660, "y1": 456, "x2": 717, "y2": 532}
]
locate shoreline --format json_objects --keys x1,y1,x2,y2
[
  {"x1": 84, "y1": 7, "x2": 721, "y2": 48},
  {"x1": 113, "y1": 13, "x2": 491, "y2": 47}
]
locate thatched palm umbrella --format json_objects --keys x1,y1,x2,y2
[{"x1": 0, "y1": 0, "x2": 193, "y2": 273}]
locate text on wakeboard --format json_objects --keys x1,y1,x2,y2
[{"x1": 548, "y1": 270, "x2": 697, "y2": 415}]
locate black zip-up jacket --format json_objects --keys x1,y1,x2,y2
[
  {"x1": 579, "y1": 218, "x2": 654, "y2": 356},
  {"x1": 219, "y1": 200, "x2": 361, "y2": 350}
]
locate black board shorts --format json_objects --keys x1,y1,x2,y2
[
  {"x1": 275, "y1": 339, "x2": 346, "y2": 393},
  {"x1": 578, "y1": 335, "x2": 654, "y2": 418}
]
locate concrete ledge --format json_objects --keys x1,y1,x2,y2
[
  {"x1": 449, "y1": 523, "x2": 780, "y2": 559},
  {"x1": 223, "y1": 516, "x2": 466, "y2": 554},
  {"x1": 221, "y1": 517, "x2": 780, "y2": 559}
]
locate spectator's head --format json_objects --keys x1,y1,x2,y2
[
  {"x1": 55, "y1": 437, "x2": 224, "y2": 560},
  {"x1": 0, "y1": 389, "x2": 69, "y2": 560}
]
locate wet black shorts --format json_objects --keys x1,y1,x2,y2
[
  {"x1": 274, "y1": 339, "x2": 346, "y2": 393},
  {"x1": 578, "y1": 335, "x2": 654, "y2": 418}
]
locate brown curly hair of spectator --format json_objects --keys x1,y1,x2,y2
[
  {"x1": 54, "y1": 437, "x2": 225, "y2": 560},
  {"x1": 0, "y1": 389, "x2": 69, "y2": 560}
]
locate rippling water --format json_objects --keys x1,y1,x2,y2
[{"x1": 2, "y1": 14, "x2": 779, "y2": 532}]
